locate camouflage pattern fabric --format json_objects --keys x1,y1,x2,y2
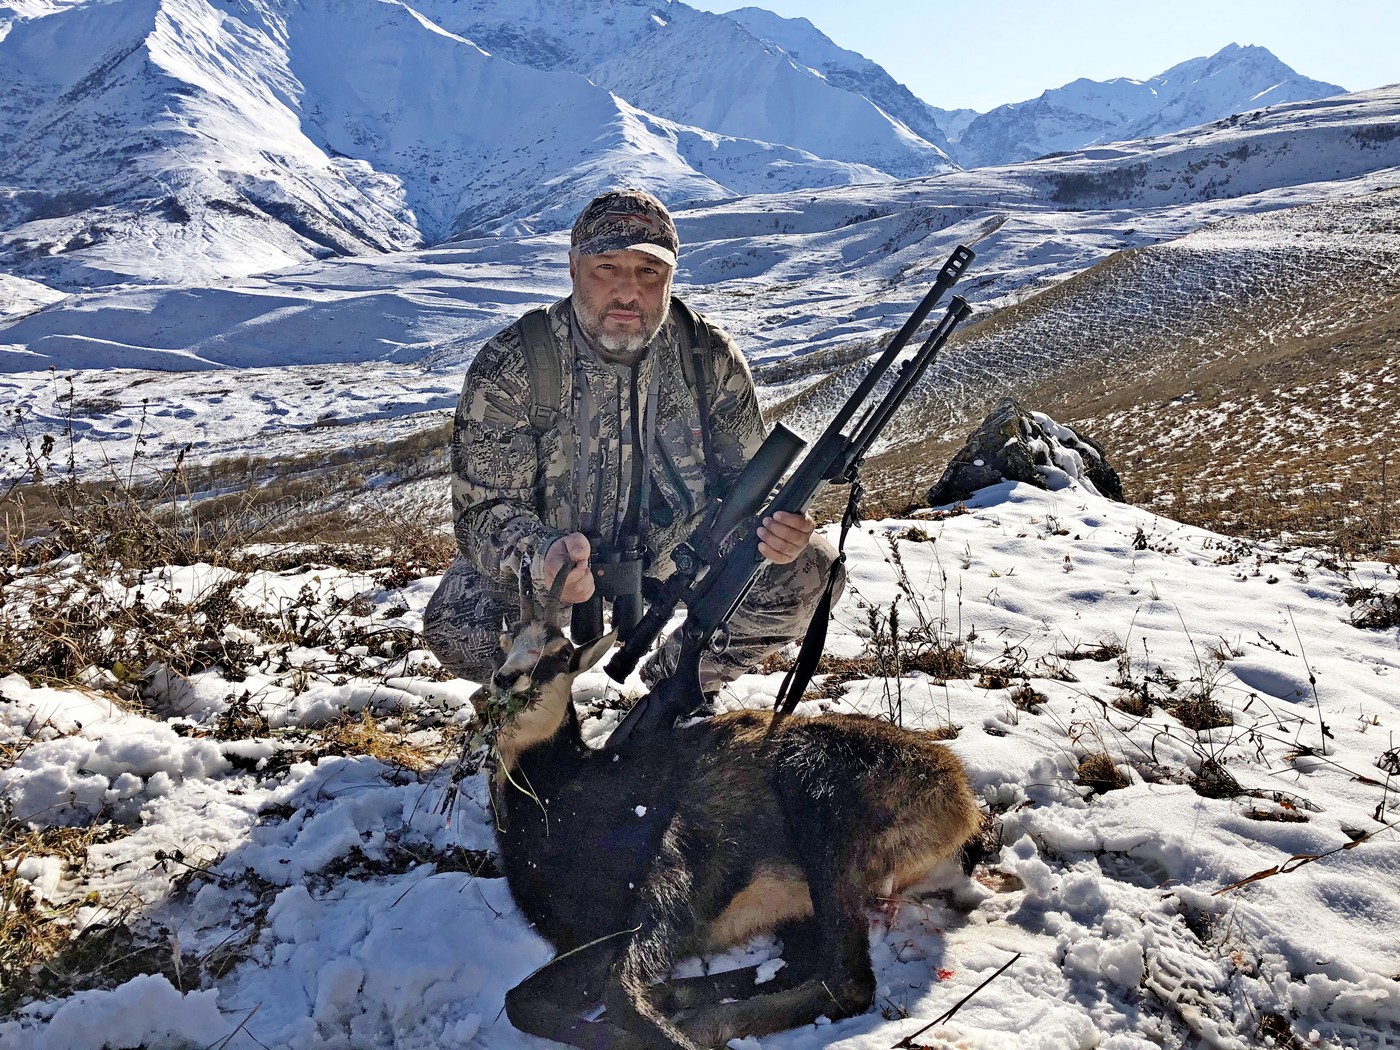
[
  {"x1": 423, "y1": 295, "x2": 845, "y2": 686},
  {"x1": 570, "y1": 188, "x2": 679, "y2": 267}
]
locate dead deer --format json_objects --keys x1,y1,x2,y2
[{"x1": 482, "y1": 571, "x2": 981, "y2": 1050}]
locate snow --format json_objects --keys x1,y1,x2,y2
[{"x1": 1, "y1": 464, "x2": 1397, "y2": 1048}]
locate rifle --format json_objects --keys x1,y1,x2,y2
[{"x1": 604, "y1": 243, "x2": 978, "y2": 750}]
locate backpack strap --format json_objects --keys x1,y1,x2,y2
[
  {"x1": 670, "y1": 297, "x2": 716, "y2": 493},
  {"x1": 518, "y1": 308, "x2": 560, "y2": 432}
]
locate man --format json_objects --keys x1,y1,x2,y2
[{"x1": 423, "y1": 188, "x2": 842, "y2": 691}]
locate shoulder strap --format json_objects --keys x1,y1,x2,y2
[
  {"x1": 518, "y1": 308, "x2": 560, "y2": 432},
  {"x1": 670, "y1": 296, "x2": 711, "y2": 401},
  {"x1": 670, "y1": 297, "x2": 715, "y2": 488}
]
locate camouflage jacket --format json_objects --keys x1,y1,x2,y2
[{"x1": 450, "y1": 295, "x2": 767, "y2": 589}]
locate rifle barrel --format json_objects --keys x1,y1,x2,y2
[{"x1": 843, "y1": 295, "x2": 973, "y2": 469}]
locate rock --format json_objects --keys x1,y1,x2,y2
[{"x1": 926, "y1": 397, "x2": 1124, "y2": 506}]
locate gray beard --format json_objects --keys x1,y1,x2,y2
[{"x1": 577, "y1": 307, "x2": 667, "y2": 366}]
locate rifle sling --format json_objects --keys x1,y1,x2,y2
[{"x1": 773, "y1": 477, "x2": 862, "y2": 720}]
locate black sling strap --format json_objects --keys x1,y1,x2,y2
[{"x1": 772, "y1": 477, "x2": 861, "y2": 722}]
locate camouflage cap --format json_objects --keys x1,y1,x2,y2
[{"x1": 570, "y1": 188, "x2": 679, "y2": 268}]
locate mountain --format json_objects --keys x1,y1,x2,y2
[
  {"x1": 415, "y1": 0, "x2": 954, "y2": 178},
  {"x1": 5, "y1": 84, "x2": 1398, "y2": 471},
  {"x1": 719, "y1": 6, "x2": 955, "y2": 155},
  {"x1": 955, "y1": 43, "x2": 1347, "y2": 167},
  {"x1": 0, "y1": 0, "x2": 937, "y2": 289}
]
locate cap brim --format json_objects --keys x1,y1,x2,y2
[{"x1": 575, "y1": 236, "x2": 676, "y2": 269}]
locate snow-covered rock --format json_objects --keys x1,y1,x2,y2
[{"x1": 927, "y1": 397, "x2": 1123, "y2": 505}]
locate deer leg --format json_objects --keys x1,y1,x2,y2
[
  {"x1": 669, "y1": 854, "x2": 876, "y2": 1046},
  {"x1": 601, "y1": 828, "x2": 722, "y2": 1050},
  {"x1": 653, "y1": 911, "x2": 821, "y2": 1018},
  {"x1": 505, "y1": 941, "x2": 653, "y2": 1050},
  {"x1": 667, "y1": 914, "x2": 872, "y2": 1044},
  {"x1": 655, "y1": 965, "x2": 766, "y2": 1014}
]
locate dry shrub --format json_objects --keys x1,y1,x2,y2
[
  {"x1": 1113, "y1": 687, "x2": 1154, "y2": 717},
  {"x1": 1257, "y1": 1012, "x2": 1311, "y2": 1050},
  {"x1": 1076, "y1": 752, "x2": 1129, "y2": 794},
  {"x1": 1242, "y1": 803, "x2": 1309, "y2": 824},
  {"x1": 1191, "y1": 757, "x2": 1241, "y2": 800},
  {"x1": 1345, "y1": 585, "x2": 1400, "y2": 629},
  {"x1": 1060, "y1": 640, "x2": 1126, "y2": 663},
  {"x1": 1009, "y1": 683, "x2": 1047, "y2": 713},
  {"x1": 1173, "y1": 696, "x2": 1234, "y2": 732}
]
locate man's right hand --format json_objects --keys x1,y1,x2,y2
[{"x1": 543, "y1": 532, "x2": 595, "y2": 604}]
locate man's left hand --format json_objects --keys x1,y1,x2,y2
[{"x1": 757, "y1": 510, "x2": 815, "y2": 565}]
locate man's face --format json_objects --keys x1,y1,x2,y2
[{"x1": 569, "y1": 249, "x2": 673, "y2": 358}]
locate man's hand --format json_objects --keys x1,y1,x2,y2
[
  {"x1": 756, "y1": 510, "x2": 815, "y2": 565},
  {"x1": 543, "y1": 532, "x2": 595, "y2": 604}
]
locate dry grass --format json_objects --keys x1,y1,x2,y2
[
  {"x1": 1076, "y1": 752, "x2": 1130, "y2": 794},
  {"x1": 1173, "y1": 697, "x2": 1235, "y2": 732},
  {"x1": 3, "y1": 418, "x2": 453, "y2": 570},
  {"x1": 316, "y1": 711, "x2": 439, "y2": 771},
  {"x1": 0, "y1": 821, "x2": 128, "y2": 1013}
]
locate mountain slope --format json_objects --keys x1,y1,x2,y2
[
  {"x1": 418, "y1": 0, "x2": 954, "y2": 179},
  {"x1": 721, "y1": 6, "x2": 955, "y2": 155},
  {"x1": 844, "y1": 186, "x2": 1400, "y2": 549},
  {"x1": 956, "y1": 44, "x2": 1346, "y2": 167},
  {"x1": 0, "y1": 0, "x2": 903, "y2": 288}
]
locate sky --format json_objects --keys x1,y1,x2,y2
[{"x1": 688, "y1": 0, "x2": 1400, "y2": 112}]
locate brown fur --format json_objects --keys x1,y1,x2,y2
[{"x1": 488, "y1": 623, "x2": 981, "y2": 1050}]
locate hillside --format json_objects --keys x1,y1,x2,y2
[
  {"x1": 2, "y1": 467, "x2": 1397, "y2": 1049},
  {"x1": 844, "y1": 187, "x2": 1400, "y2": 551}
]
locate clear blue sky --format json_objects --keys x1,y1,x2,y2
[{"x1": 687, "y1": 0, "x2": 1400, "y2": 112}]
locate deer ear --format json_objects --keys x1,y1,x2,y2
[{"x1": 570, "y1": 629, "x2": 617, "y2": 674}]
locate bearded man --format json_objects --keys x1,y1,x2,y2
[{"x1": 424, "y1": 188, "x2": 842, "y2": 690}]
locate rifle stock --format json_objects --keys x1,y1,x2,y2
[{"x1": 604, "y1": 245, "x2": 977, "y2": 750}]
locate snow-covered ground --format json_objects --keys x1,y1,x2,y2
[{"x1": 3, "y1": 463, "x2": 1397, "y2": 1048}]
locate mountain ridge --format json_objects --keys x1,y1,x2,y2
[
  {"x1": 1, "y1": 0, "x2": 1358, "y2": 291},
  {"x1": 955, "y1": 42, "x2": 1346, "y2": 167}
]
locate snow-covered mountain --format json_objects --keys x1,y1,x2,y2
[
  {"x1": 955, "y1": 44, "x2": 1346, "y2": 167},
  {"x1": 417, "y1": 0, "x2": 953, "y2": 178},
  {"x1": 0, "y1": 0, "x2": 943, "y2": 289},
  {"x1": 4, "y1": 84, "x2": 1398, "y2": 476},
  {"x1": 719, "y1": 6, "x2": 955, "y2": 155},
  {"x1": 0, "y1": 0, "x2": 1359, "y2": 292}
]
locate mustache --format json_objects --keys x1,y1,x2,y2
[{"x1": 606, "y1": 299, "x2": 640, "y2": 312}]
